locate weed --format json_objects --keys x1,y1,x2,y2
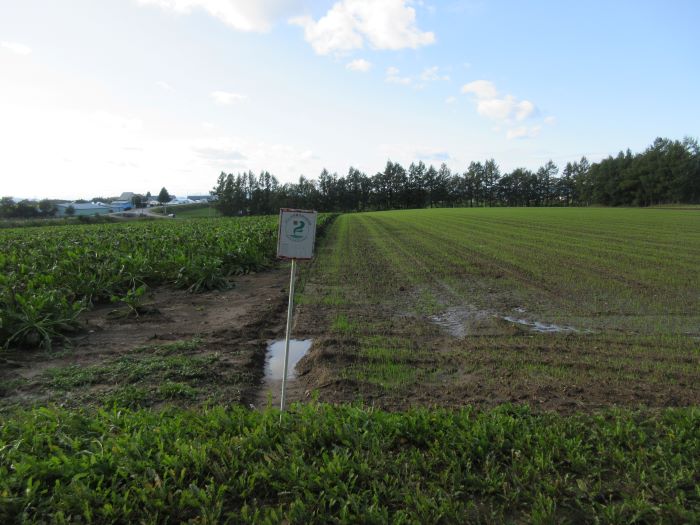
[
  {"x1": 331, "y1": 314, "x2": 354, "y2": 332},
  {"x1": 158, "y1": 381, "x2": 198, "y2": 400}
]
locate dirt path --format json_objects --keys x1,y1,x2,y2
[{"x1": 1, "y1": 268, "x2": 290, "y2": 410}]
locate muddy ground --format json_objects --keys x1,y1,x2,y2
[
  {"x1": 0, "y1": 268, "x2": 290, "y2": 411},
  {"x1": 2, "y1": 241, "x2": 698, "y2": 414}
]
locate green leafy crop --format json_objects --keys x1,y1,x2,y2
[{"x1": 0, "y1": 215, "x2": 335, "y2": 349}]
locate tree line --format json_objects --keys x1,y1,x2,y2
[
  {"x1": 0, "y1": 197, "x2": 59, "y2": 219},
  {"x1": 211, "y1": 137, "x2": 699, "y2": 216}
]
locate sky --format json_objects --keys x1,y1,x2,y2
[{"x1": 1, "y1": 0, "x2": 698, "y2": 200}]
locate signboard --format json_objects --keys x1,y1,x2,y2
[{"x1": 277, "y1": 208, "x2": 317, "y2": 260}]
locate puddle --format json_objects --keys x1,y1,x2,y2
[
  {"x1": 264, "y1": 339, "x2": 313, "y2": 380},
  {"x1": 430, "y1": 305, "x2": 584, "y2": 337},
  {"x1": 254, "y1": 339, "x2": 313, "y2": 410},
  {"x1": 430, "y1": 306, "x2": 491, "y2": 338},
  {"x1": 502, "y1": 316, "x2": 579, "y2": 333}
]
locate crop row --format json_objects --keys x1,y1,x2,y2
[
  {"x1": 0, "y1": 403, "x2": 698, "y2": 523},
  {"x1": 0, "y1": 215, "x2": 334, "y2": 349}
]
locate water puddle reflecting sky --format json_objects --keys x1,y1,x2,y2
[
  {"x1": 502, "y1": 316, "x2": 579, "y2": 333},
  {"x1": 264, "y1": 339, "x2": 313, "y2": 380}
]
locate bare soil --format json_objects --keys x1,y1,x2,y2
[
  {"x1": 289, "y1": 303, "x2": 700, "y2": 414},
  {"x1": 0, "y1": 268, "x2": 290, "y2": 410},
  {"x1": 2, "y1": 221, "x2": 698, "y2": 415}
]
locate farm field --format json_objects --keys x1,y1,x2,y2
[
  {"x1": 0, "y1": 217, "x2": 279, "y2": 348},
  {"x1": 0, "y1": 216, "x2": 312, "y2": 410},
  {"x1": 0, "y1": 214, "x2": 338, "y2": 410},
  {"x1": 292, "y1": 208, "x2": 700, "y2": 411},
  {"x1": 1, "y1": 207, "x2": 699, "y2": 522}
]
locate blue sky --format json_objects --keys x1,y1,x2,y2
[{"x1": 1, "y1": 0, "x2": 698, "y2": 199}]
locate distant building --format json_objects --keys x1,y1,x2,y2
[
  {"x1": 56, "y1": 202, "x2": 112, "y2": 217},
  {"x1": 118, "y1": 192, "x2": 135, "y2": 202},
  {"x1": 110, "y1": 200, "x2": 132, "y2": 211},
  {"x1": 187, "y1": 195, "x2": 213, "y2": 202},
  {"x1": 169, "y1": 197, "x2": 193, "y2": 205}
]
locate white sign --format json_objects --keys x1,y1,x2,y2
[{"x1": 277, "y1": 209, "x2": 317, "y2": 260}]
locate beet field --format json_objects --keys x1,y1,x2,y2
[{"x1": 1, "y1": 208, "x2": 699, "y2": 523}]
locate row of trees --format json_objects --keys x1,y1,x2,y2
[
  {"x1": 212, "y1": 137, "x2": 700, "y2": 216},
  {"x1": 0, "y1": 197, "x2": 59, "y2": 219}
]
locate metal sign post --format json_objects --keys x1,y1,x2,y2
[
  {"x1": 279, "y1": 258, "x2": 296, "y2": 413},
  {"x1": 276, "y1": 209, "x2": 317, "y2": 415}
]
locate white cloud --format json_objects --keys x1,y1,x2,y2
[
  {"x1": 461, "y1": 80, "x2": 497, "y2": 99},
  {"x1": 136, "y1": 0, "x2": 299, "y2": 32},
  {"x1": 156, "y1": 80, "x2": 175, "y2": 91},
  {"x1": 190, "y1": 136, "x2": 321, "y2": 174},
  {"x1": 461, "y1": 79, "x2": 546, "y2": 139},
  {"x1": 417, "y1": 150, "x2": 451, "y2": 162},
  {"x1": 210, "y1": 90, "x2": 247, "y2": 105},
  {"x1": 1, "y1": 41, "x2": 32, "y2": 55},
  {"x1": 445, "y1": 96, "x2": 456, "y2": 104},
  {"x1": 476, "y1": 97, "x2": 512, "y2": 120},
  {"x1": 290, "y1": 0, "x2": 435, "y2": 55},
  {"x1": 420, "y1": 66, "x2": 449, "y2": 82},
  {"x1": 506, "y1": 125, "x2": 541, "y2": 140},
  {"x1": 385, "y1": 66, "x2": 411, "y2": 85},
  {"x1": 193, "y1": 145, "x2": 247, "y2": 161},
  {"x1": 346, "y1": 58, "x2": 372, "y2": 72},
  {"x1": 475, "y1": 95, "x2": 534, "y2": 121},
  {"x1": 300, "y1": 150, "x2": 318, "y2": 161},
  {"x1": 515, "y1": 100, "x2": 535, "y2": 121},
  {"x1": 544, "y1": 116, "x2": 557, "y2": 126}
]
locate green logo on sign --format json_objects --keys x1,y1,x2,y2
[{"x1": 284, "y1": 214, "x2": 309, "y2": 242}]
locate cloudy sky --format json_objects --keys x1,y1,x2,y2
[{"x1": 1, "y1": 0, "x2": 698, "y2": 199}]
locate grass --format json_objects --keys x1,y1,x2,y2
[
  {"x1": 174, "y1": 204, "x2": 222, "y2": 218},
  {"x1": 331, "y1": 313, "x2": 354, "y2": 332},
  {"x1": 0, "y1": 403, "x2": 698, "y2": 523},
  {"x1": 148, "y1": 202, "x2": 222, "y2": 218},
  {"x1": 25, "y1": 338, "x2": 251, "y2": 408},
  {"x1": 295, "y1": 208, "x2": 700, "y2": 410}
]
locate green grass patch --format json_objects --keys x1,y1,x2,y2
[
  {"x1": 158, "y1": 381, "x2": 198, "y2": 400},
  {"x1": 296, "y1": 209, "x2": 700, "y2": 411},
  {"x1": 48, "y1": 354, "x2": 219, "y2": 388},
  {"x1": 46, "y1": 337, "x2": 213, "y2": 391},
  {"x1": 131, "y1": 337, "x2": 203, "y2": 355},
  {"x1": 38, "y1": 338, "x2": 222, "y2": 407},
  {"x1": 341, "y1": 336, "x2": 424, "y2": 391},
  {"x1": 331, "y1": 313, "x2": 354, "y2": 332},
  {"x1": 344, "y1": 361, "x2": 417, "y2": 389},
  {"x1": 101, "y1": 385, "x2": 151, "y2": 408}
]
